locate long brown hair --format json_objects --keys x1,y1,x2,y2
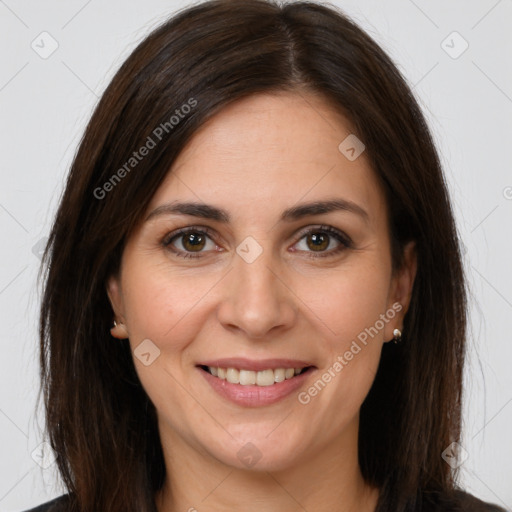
[{"x1": 38, "y1": 1, "x2": 468, "y2": 510}]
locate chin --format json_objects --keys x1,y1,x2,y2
[{"x1": 204, "y1": 428, "x2": 309, "y2": 472}]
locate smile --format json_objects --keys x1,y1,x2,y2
[
  {"x1": 201, "y1": 365, "x2": 310, "y2": 386},
  {"x1": 197, "y1": 361, "x2": 316, "y2": 407}
]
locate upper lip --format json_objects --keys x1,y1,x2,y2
[{"x1": 197, "y1": 358, "x2": 315, "y2": 372}]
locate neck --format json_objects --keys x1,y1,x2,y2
[{"x1": 154, "y1": 417, "x2": 379, "y2": 512}]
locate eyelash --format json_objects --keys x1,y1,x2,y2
[{"x1": 161, "y1": 225, "x2": 353, "y2": 260}]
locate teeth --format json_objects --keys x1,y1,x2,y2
[
  {"x1": 274, "y1": 368, "x2": 285, "y2": 382},
  {"x1": 207, "y1": 366, "x2": 307, "y2": 386},
  {"x1": 256, "y1": 369, "x2": 274, "y2": 386},
  {"x1": 226, "y1": 368, "x2": 239, "y2": 384},
  {"x1": 239, "y1": 369, "x2": 256, "y2": 385}
]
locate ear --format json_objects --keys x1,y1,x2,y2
[
  {"x1": 106, "y1": 275, "x2": 129, "y2": 339},
  {"x1": 384, "y1": 241, "x2": 417, "y2": 342}
]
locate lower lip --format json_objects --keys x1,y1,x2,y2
[{"x1": 198, "y1": 367, "x2": 315, "y2": 407}]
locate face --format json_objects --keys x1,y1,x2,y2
[{"x1": 107, "y1": 91, "x2": 416, "y2": 472}]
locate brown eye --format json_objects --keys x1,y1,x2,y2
[
  {"x1": 293, "y1": 226, "x2": 352, "y2": 258},
  {"x1": 181, "y1": 232, "x2": 206, "y2": 252},
  {"x1": 306, "y1": 232, "x2": 330, "y2": 252},
  {"x1": 162, "y1": 227, "x2": 217, "y2": 258}
]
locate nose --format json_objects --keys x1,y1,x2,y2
[{"x1": 216, "y1": 246, "x2": 297, "y2": 339}]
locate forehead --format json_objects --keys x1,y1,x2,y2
[{"x1": 148, "y1": 92, "x2": 386, "y2": 224}]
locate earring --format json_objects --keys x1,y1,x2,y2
[
  {"x1": 393, "y1": 328, "x2": 402, "y2": 344},
  {"x1": 110, "y1": 319, "x2": 129, "y2": 340}
]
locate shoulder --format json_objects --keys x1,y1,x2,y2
[
  {"x1": 420, "y1": 489, "x2": 509, "y2": 511},
  {"x1": 451, "y1": 489, "x2": 508, "y2": 511},
  {"x1": 20, "y1": 494, "x2": 71, "y2": 512}
]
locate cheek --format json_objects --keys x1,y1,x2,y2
[
  {"x1": 293, "y1": 261, "x2": 390, "y2": 421},
  {"x1": 294, "y1": 258, "x2": 391, "y2": 345},
  {"x1": 119, "y1": 262, "x2": 219, "y2": 426},
  {"x1": 121, "y1": 259, "x2": 217, "y2": 348}
]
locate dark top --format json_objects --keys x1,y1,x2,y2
[
  {"x1": 22, "y1": 489, "x2": 509, "y2": 512},
  {"x1": 22, "y1": 494, "x2": 68, "y2": 512}
]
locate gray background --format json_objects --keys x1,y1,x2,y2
[{"x1": 1, "y1": 0, "x2": 511, "y2": 510}]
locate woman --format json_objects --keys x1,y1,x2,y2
[{"x1": 25, "y1": 0, "x2": 507, "y2": 511}]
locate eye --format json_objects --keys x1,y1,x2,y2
[
  {"x1": 162, "y1": 227, "x2": 219, "y2": 259},
  {"x1": 162, "y1": 225, "x2": 352, "y2": 260},
  {"x1": 293, "y1": 225, "x2": 352, "y2": 258}
]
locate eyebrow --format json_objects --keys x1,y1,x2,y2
[{"x1": 145, "y1": 198, "x2": 370, "y2": 224}]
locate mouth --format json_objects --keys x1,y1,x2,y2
[
  {"x1": 198, "y1": 365, "x2": 314, "y2": 386},
  {"x1": 196, "y1": 359, "x2": 317, "y2": 407}
]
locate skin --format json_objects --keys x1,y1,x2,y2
[{"x1": 107, "y1": 91, "x2": 417, "y2": 512}]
